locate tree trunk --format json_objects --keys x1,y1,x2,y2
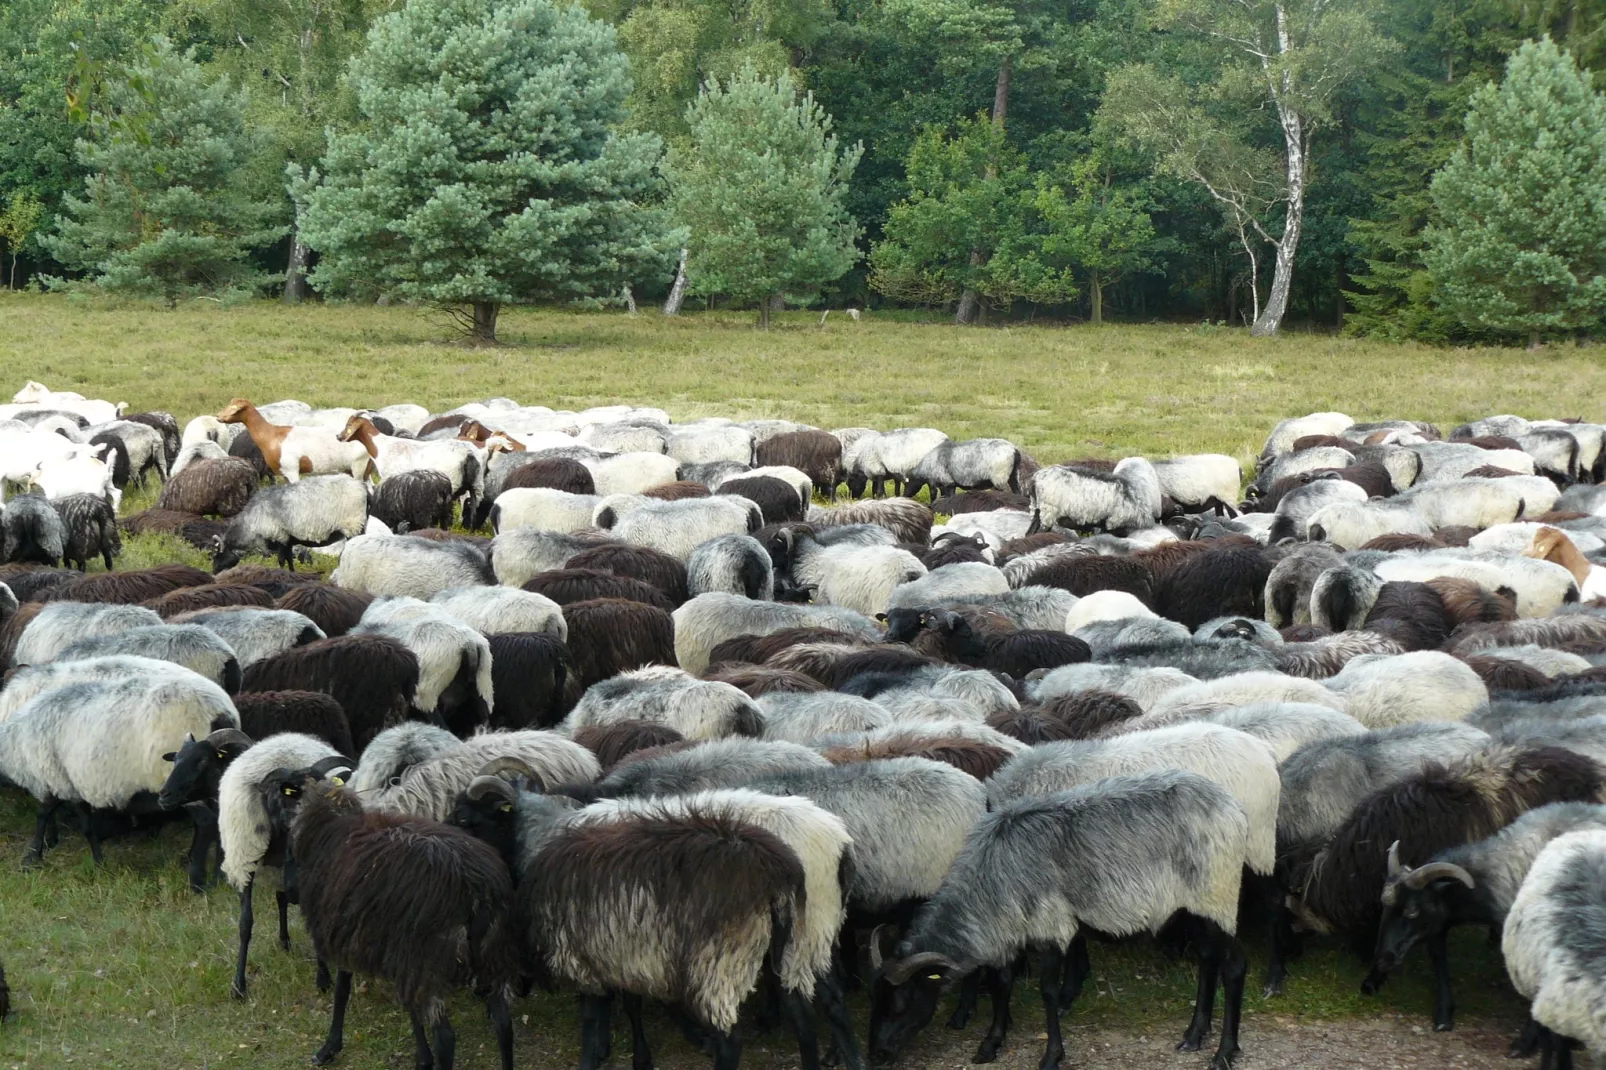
[
  {"x1": 1090, "y1": 271, "x2": 1103, "y2": 325},
  {"x1": 1529, "y1": 329, "x2": 1543, "y2": 350},
  {"x1": 1252, "y1": 9, "x2": 1306, "y2": 337},
  {"x1": 282, "y1": 229, "x2": 309, "y2": 305},
  {"x1": 663, "y1": 248, "x2": 689, "y2": 315},
  {"x1": 472, "y1": 301, "x2": 499, "y2": 342},
  {"x1": 956, "y1": 55, "x2": 1015, "y2": 327},
  {"x1": 623, "y1": 284, "x2": 637, "y2": 314}
]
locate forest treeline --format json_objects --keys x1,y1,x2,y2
[{"x1": 1, "y1": 0, "x2": 1604, "y2": 342}]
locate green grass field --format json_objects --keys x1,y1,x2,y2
[{"x1": 0, "y1": 293, "x2": 1573, "y2": 1068}]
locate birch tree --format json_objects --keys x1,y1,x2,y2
[{"x1": 1105, "y1": 0, "x2": 1388, "y2": 334}]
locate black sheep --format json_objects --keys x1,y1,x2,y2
[
  {"x1": 560, "y1": 598, "x2": 676, "y2": 706},
  {"x1": 755, "y1": 429, "x2": 843, "y2": 494},
  {"x1": 45, "y1": 504, "x2": 114, "y2": 580},
  {"x1": 571, "y1": 719, "x2": 687, "y2": 772},
  {"x1": 275, "y1": 773, "x2": 521, "y2": 1070},
  {"x1": 370, "y1": 469, "x2": 455, "y2": 533},
  {"x1": 703, "y1": 664, "x2": 825, "y2": 697},
  {"x1": 156, "y1": 458, "x2": 257, "y2": 517},
  {"x1": 931, "y1": 489, "x2": 1031, "y2": 514},
  {"x1": 1153, "y1": 546, "x2": 1272, "y2": 630},
  {"x1": 1037, "y1": 689, "x2": 1143, "y2": 738},
  {"x1": 277, "y1": 583, "x2": 373, "y2": 637},
  {"x1": 985, "y1": 706, "x2": 1079, "y2": 744},
  {"x1": 502, "y1": 456, "x2": 596, "y2": 496},
  {"x1": 983, "y1": 630, "x2": 1090, "y2": 677},
  {"x1": 719, "y1": 475, "x2": 806, "y2": 524},
  {"x1": 1363, "y1": 581, "x2": 1452, "y2": 651},
  {"x1": 486, "y1": 632, "x2": 572, "y2": 728},
  {"x1": 240, "y1": 634, "x2": 420, "y2": 751},
  {"x1": 705, "y1": 626, "x2": 869, "y2": 668},
  {"x1": 566, "y1": 543, "x2": 689, "y2": 606},
  {"x1": 1023, "y1": 553, "x2": 1155, "y2": 605},
  {"x1": 522, "y1": 568, "x2": 675, "y2": 612},
  {"x1": 228, "y1": 429, "x2": 274, "y2": 482},
  {"x1": 233, "y1": 691, "x2": 355, "y2": 755},
  {"x1": 1291, "y1": 746, "x2": 1606, "y2": 970},
  {"x1": 38, "y1": 562, "x2": 210, "y2": 604},
  {"x1": 0, "y1": 563, "x2": 75, "y2": 601},
  {"x1": 148, "y1": 582, "x2": 277, "y2": 618}
]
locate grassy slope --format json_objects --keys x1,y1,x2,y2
[{"x1": 0, "y1": 293, "x2": 1571, "y2": 1067}]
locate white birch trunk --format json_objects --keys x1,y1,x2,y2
[{"x1": 663, "y1": 247, "x2": 689, "y2": 316}]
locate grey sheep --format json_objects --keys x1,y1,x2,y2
[
  {"x1": 868, "y1": 770, "x2": 1251, "y2": 1070},
  {"x1": 2, "y1": 494, "x2": 65, "y2": 567},
  {"x1": 686, "y1": 533, "x2": 774, "y2": 600},
  {"x1": 1502, "y1": 829, "x2": 1606, "y2": 1062},
  {"x1": 57, "y1": 623, "x2": 242, "y2": 693},
  {"x1": 587, "y1": 737, "x2": 830, "y2": 798},
  {"x1": 168, "y1": 607, "x2": 325, "y2": 668},
  {"x1": 1263, "y1": 545, "x2": 1345, "y2": 628},
  {"x1": 905, "y1": 438, "x2": 1022, "y2": 499},
  {"x1": 213, "y1": 474, "x2": 369, "y2": 572},
  {"x1": 672, "y1": 592, "x2": 880, "y2": 675},
  {"x1": 331, "y1": 532, "x2": 492, "y2": 599},
  {"x1": 10, "y1": 601, "x2": 163, "y2": 666},
  {"x1": 564, "y1": 666, "x2": 762, "y2": 739},
  {"x1": 1028, "y1": 458, "x2": 1163, "y2": 535}
]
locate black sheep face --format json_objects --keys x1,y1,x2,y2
[
  {"x1": 868, "y1": 965, "x2": 952, "y2": 1065},
  {"x1": 159, "y1": 734, "x2": 225, "y2": 810}
]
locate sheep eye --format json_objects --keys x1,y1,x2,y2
[
  {"x1": 215, "y1": 751, "x2": 226, "y2": 759},
  {"x1": 1405, "y1": 907, "x2": 1420, "y2": 920}
]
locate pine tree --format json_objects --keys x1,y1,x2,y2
[
  {"x1": 41, "y1": 37, "x2": 285, "y2": 304},
  {"x1": 297, "y1": 0, "x2": 677, "y2": 342},
  {"x1": 667, "y1": 67, "x2": 863, "y2": 328},
  {"x1": 1425, "y1": 37, "x2": 1606, "y2": 344}
]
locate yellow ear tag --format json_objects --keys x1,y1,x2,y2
[
  {"x1": 330, "y1": 776, "x2": 345, "y2": 786},
  {"x1": 500, "y1": 803, "x2": 513, "y2": 813},
  {"x1": 216, "y1": 750, "x2": 227, "y2": 759},
  {"x1": 282, "y1": 787, "x2": 296, "y2": 795},
  {"x1": 926, "y1": 973, "x2": 943, "y2": 981}
]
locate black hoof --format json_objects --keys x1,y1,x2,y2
[
  {"x1": 1210, "y1": 1047, "x2": 1239, "y2": 1070},
  {"x1": 947, "y1": 1010, "x2": 973, "y2": 1030},
  {"x1": 1037, "y1": 1049, "x2": 1064, "y2": 1070},
  {"x1": 1434, "y1": 1020, "x2": 1454, "y2": 1033},
  {"x1": 1178, "y1": 1036, "x2": 1204, "y2": 1053},
  {"x1": 231, "y1": 982, "x2": 248, "y2": 1001},
  {"x1": 312, "y1": 1044, "x2": 341, "y2": 1065},
  {"x1": 21, "y1": 851, "x2": 43, "y2": 871},
  {"x1": 973, "y1": 1041, "x2": 1002, "y2": 1063},
  {"x1": 1261, "y1": 979, "x2": 1284, "y2": 999}
]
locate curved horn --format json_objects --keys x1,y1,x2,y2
[
  {"x1": 466, "y1": 775, "x2": 519, "y2": 804},
  {"x1": 868, "y1": 923, "x2": 890, "y2": 973},
  {"x1": 882, "y1": 951, "x2": 960, "y2": 987},
  {"x1": 205, "y1": 728, "x2": 254, "y2": 752},
  {"x1": 1403, "y1": 862, "x2": 1476, "y2": 891},
  {"x1": 308, "y1": 755, "x2": 355, "y2": 783},
  {"x1": 478, "y1": 757, "x2": 539, "y2": 783},
  {"x1": 1386, "y1": 840, "x2": 1404, "y2": 880}
]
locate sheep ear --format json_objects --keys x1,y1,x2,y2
[
  {"x1": 875, "y1": 612, "x2": 888, "y2": 622},
  {"x1": 161, "y1": 751, "x2": 177, "y2": 763}
]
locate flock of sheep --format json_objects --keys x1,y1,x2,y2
[{"x1": 4, "y1": 382, "x2": 1606, "y2": 1070}]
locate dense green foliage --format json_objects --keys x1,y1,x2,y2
[
  {"x1": 1424, "y1": 38, "x2": 1606, "y2": 343},
  {"x1": 668, "y1": 67, "x2": 862, "y2": 326},
  {"x1": 296, "y1": 0, "x2": 676, "y2": 339},
  {"x1": 0, "y1": 0, "x2": 1602, "y2": 341},
  {"x1": 41, "y1": 37, "x2": 285, "y2": 302}
]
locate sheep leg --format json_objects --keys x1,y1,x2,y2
[
  {"x1": 779, "y1": 985, "x2": 820, "y2": 1070},
  {"x1": 316, "y1": 960, "x2": 332, "y2": 993},
  {"x1": 1056, "y1": 934, "x2": 1089, "y2": 1012},
  {"x1": 1179, "y1": 920, "x2": 1223, "y2": 1052},
  {"x1": 1427, "y1": 928, "x2": 1455, "y2": 1032},
  {"x1": 276, "y1": 888, "x2": 292, "y2": 951},
  {"x1": 947, "y1": 971, "x2": 980, "y2": 1029},
  {"x1": 620, "y1": 992, "x2": 653, "y2": 1070},
  {"x1": 24, "y1": 798, "x2": 59, "y2": 868},
  {"x1": 183, "y1": 801, "x2": 217, "y2": 894},
  {"x1": 80, "y1": 802, "x2": 104, "y2": 865},
  {"x1": 312, "y1": 969, "x2": 352, "y2": 1065},
  {"x1": 577, "y1": 992, "x2": 613, "y2": 1070},
  {"x1": 1510, "y1": 1015, "x2": 1542, "y2": 1058},
  {"x1": 232, "y1": 878, "x2": 255, "y2": 999},
  {"x1": 409, "y1": 1011, "x2": 433, "y2": 1069},
  {"x1": 814, "y1": 971, "x2": 864, "y2": 1070},
  {"x1": 972, "y1": 963, "x2": 1015, "y2": 1063},
  {"x1": 431, "y1": 1016, "x2": 456, "y2": 1070},
  {"x1": 710, "y1": 1028, "x2": 743, "y2": 1070},
  {"x1": 1209, "y1": 931, "x2": 1247, "y2": 1070},
  {"x1": 1262, "y1": 902, "x2": 1297, "y2": 997},
  {"x1": 1037, "y1": 945, "x2": 1066, "y2": 1070}
]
